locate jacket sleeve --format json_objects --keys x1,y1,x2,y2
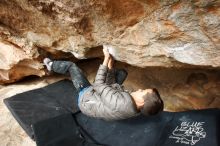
[
  {"x1": 93, "y1": 65, "x2": 136, "y2": 113},
  {"x1": 105, "y1": 69, "x2": 116, "y2": 85},
  {"x1": 94, "y1": 64, "x2": 108, "y2": 84},
  {"x1": 94, "y1": 64, "x2": 115, "y2": 85}
]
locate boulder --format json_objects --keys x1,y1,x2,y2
[{"x1": 0, "y1": 0, "x2": 219, "y2": 68}]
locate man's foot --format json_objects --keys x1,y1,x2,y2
[{"x1": 43, "y1": 58, "x2": 53, "y2": 71}]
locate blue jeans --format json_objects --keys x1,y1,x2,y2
[
  {"x1": 51, "y1": 61, "x2": 91, "y2": 105},
  {"x1": 52, "y1": 61, "x2": 91, "y2": 91}
]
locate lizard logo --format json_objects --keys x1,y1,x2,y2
[{"x1": 169, "y1": 122, "x2": 206, "y2": 145}]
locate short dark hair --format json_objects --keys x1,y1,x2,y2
[{"x1": 140, "y1": 88, "x2": 164, "y2": 116}]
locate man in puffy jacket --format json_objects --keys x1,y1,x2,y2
[{"x1": 43, "y1": 47, "x2": 163, "y2": 120}]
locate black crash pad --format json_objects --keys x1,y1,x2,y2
[
  {"x1": 76, "y1": 109, "x2": 220, "y2": 146},
  {"x1": 32, "y1": 113, "x2": 102, "y2": 146},
  {"x1": 4, "y1": 80, "x2": 220, "y2": 146},
  {"x1": 4, "y1": 80, "x2": 80, "y2": 139}
]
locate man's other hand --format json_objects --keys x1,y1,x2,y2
[
  {"x1": 108, "y1": 56, "x2": 114, "y2": 70},
  {"x1": 103, "y1": 46, "x2": 110, "y2": 58}
]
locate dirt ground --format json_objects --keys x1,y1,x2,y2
[{"x1": 0, "y1": 76, "x2": 65, "y2": 146}]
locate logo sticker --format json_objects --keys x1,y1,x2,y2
[{"x1": 169, "y1": 122, "x2": 206, "y2": 145}]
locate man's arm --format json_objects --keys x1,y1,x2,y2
[
  {"x1": 93, "y1": 48, "x2": 110, "y2": 84},
  {"x1": 108, "y1": 56, "x2": 114, "y2": 70},
  {"x1": 105, "y1": 56, "x2": 116, "y2": 84}
]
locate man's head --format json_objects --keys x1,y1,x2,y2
[{"x1": 131, "y1": 88, "x2": 163, "y2": 116}]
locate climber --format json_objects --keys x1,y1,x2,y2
[{"x1": 43, "y1": 46, "x2": 164, "y2": 120}]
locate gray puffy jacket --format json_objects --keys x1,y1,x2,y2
[{"x1": 78, "y1": 65, "x2": 139, "y2": 120}]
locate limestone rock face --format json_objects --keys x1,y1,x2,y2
[
  {"x1": 0, "y1": 27, "x2": 45, "y2": 83},
  {"x1": 1, "y1": 0, "x2": 220, "y2": 68}
]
